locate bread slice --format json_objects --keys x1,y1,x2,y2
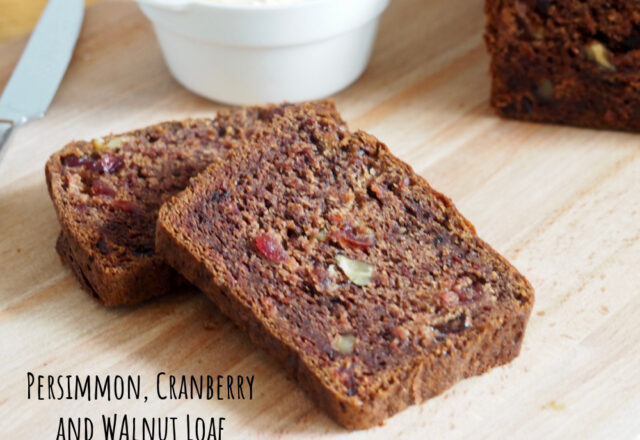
[
  {"x1": 156, "y1": 102, "x2": 534, "y2": 428},
  {"x1": 485, "y1": 0, "x2": 640, "y2": 131},
  {"x1": 46, "y1": 102, "x2": 343, "y2": 306}
]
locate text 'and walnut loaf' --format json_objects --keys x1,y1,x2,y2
[
  {"x1": 156, "y1": 102, "x2": 534, "y2": 428},
  {"x1": 46, "y1": 102, "x2": 344, "y2": 305},
  {"x1": 485, "y1": 0, "x2": 640, "y2": 131}
]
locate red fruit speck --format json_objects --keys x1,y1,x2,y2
[
  {"x1": 256, "y1": 233, "x2": 287, "y2": 263},
  {"x1": 333, "y1": 224, "x2": 376, "y2": 251},
  {"x1": 439, "y1": 291, "x2": 459, "y2": 308},
  {"x1": 61, "y1": 153, "x2": 123, "y2": 174},
  {"x1": 62, "y1": 154, "x2": 93, "y2": 168},
  {"x1": 90, "y1": 179, "x2": 116, "y2": 197},
  {"x1": 112, "y1": 200, "x2": 145, "y2": 216},
  {"x1": 98, "y1": 154, "x2": 124, "y2": 174}
]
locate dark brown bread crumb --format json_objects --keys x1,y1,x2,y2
[
  {"x1": 46, "y1": 102, "x2": 344, "y2": 306},
  {"x1": 156, "y1": 102, "x2": 534, "y2": 429},
  {"x1": 485, "y1": 0, "x2": 640, "y2": 131}
]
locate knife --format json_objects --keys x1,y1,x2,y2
[{"x1": 0, "y1": 0, "x2": 84, "y2": 162}]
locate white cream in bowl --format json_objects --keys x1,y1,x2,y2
[{"x1": 135, "y1": 0, "x2": 390, "y2": 104}]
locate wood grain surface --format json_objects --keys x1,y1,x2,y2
[
  {"x1": 1, "y1": 0, "x2": 639, "y2": 438},
  {"x1": 0, "y1": 0, "x2": 102, "y2": 43}
]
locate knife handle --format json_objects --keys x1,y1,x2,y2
[{"x1": 0, "y1": 119, "x2": 14, "y2": 162}]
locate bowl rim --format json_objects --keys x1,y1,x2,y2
[{"x1": 137, "y1": 0, "x2": 390, "y2": 48}]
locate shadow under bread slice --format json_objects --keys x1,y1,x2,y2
[
  {"x1": 156, "y1": 102, "x2": 535, "y2": 428},
  {"x1": 46, "y1": 101, "x2": 345, "y2": 306}
]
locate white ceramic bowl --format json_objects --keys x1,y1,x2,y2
[{"x1": 136, "y1": 0, "x2": 390, "y2": 105}]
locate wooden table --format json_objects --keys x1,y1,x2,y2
[
  {"x1": 1, "y1": 0, "x2": 638, "y2": 438},
  {"x1": 0, "y1": 0, "x2": 101, "y2": 43}
]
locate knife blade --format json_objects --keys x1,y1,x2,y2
[{"x1": 0, "y1": 0, "x2": 84, "y2": 160}]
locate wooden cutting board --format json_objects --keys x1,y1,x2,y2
[{"x1": 1, "y1": 0, "x2": 639, "y2": 438}]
